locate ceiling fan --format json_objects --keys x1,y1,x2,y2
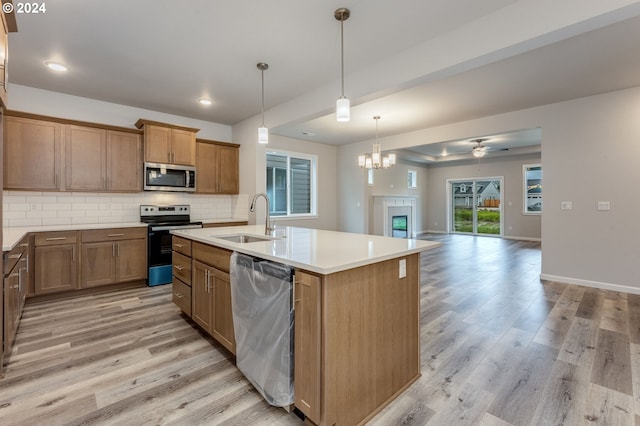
[
  {"x1": 471, "y1": 138, "x2": 489, "y2": 158},
  {"x1": 470, "y1": 138, "x2": 509, "y2": 158}
]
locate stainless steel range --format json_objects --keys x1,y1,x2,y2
[{"x1": 140, "y1": 205, "x2": 202, "y2": 286}]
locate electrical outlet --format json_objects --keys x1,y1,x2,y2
[
  {"x1": 399, "y1": 259, "x2": 406, "y2": 279},
  {"x1": 561, "y1": 201, "x2": 572, "y2": 210},
  {"x1": 434, "y1": 221, "x2": 438, "y2": 227}
]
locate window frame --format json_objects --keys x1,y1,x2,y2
[
  {"x1": 266, "y1": 150, "x2": 318, "y2": 218},
  {"x1": 523, "y1": 163, "x2": 542, "y2": 215},
  {"x1": 407, "y1": 169, "x2": 418, "y2": 189}
]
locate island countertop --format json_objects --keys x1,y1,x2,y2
[{"x1": 171, "y1": 224, "x2": 441, "y2": 275}]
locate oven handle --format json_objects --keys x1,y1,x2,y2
[{"x1": 150, "y1": 224, "x2": 203, "y2": 231}]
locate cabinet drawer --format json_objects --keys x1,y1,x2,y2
[
  {"x1": 172, "y1": 251, "x2": 191, "y2": 285},
  {"x1": 192, "y1": 242, "x2": 231, "y2": 272},
  {"x1": 4, "y1": 237, "x2": 27, "y2": 276},
  {"x1": 172, "y1": 236, "x2": 192, "y2": 256},
  {"x1": 34, "y1": 231, "x2": 78, "y2": 247},
  {"x1": 172, "y1": 278, "x2": 191, "y2": 316},
  {"x1": 81, "y1": 227, "x2": 147, "y2": 242}
]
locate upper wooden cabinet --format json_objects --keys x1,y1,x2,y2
[
  {"x1": 4, "y1": 114, "x2": 142, "y2": 192},
  {"x1": 65, "y1": 125, "x2": 107, "y2": 191},
  {"x1": 0, "y1": 11, "x2": 9, "y2": 109},
  {"x1": 196, "y1": 140, "x2": 239, "y2": 194},
  {"x1": 4, "y1": 116, "x2": 63, "y2": 190},
  {"x1": 136, "y1": 119, "x2": 198, "y2": 166}
]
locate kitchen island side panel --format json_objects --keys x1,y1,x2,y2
[{"x1": 321, "y1": 253, "x2": 420, "y2": 426}]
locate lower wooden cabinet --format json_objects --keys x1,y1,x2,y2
[
  {"x1": 81, "y1": 228, "x2": 147, "y2": 288},
  {"x1": 294, "y1": 270, "x2": 322, "y2": 424},
  {"x1": 174, "y1": 238, "x2": 235, "y2": 355},
  {"x1": 4, "y1": 236, "x2": 29, "y2": 359},
  {"x1": 34, "y1": 231, "x2": 78, "y2": 295}
]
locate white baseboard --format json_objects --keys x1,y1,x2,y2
[
  {"x1": 424, "y1": 229, "x2": 447, "y2": 234},
  {"x1": 540, "y1": 274, "x2": 640, "y2": 295},
  {"x1": 503, "y1": 236, "x2": 541, "y2": 242}
]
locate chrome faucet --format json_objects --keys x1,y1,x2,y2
[{"x1": 250, "y1": 193, "x2": 274, "y2": 235}]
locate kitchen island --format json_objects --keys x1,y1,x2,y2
[{"x1": 171, "y1": 225, "x2": 440, "y2": 426}]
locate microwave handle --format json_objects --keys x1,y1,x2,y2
[{"x1": 186, "y1": 170, "x2": 190, "y2": 188}]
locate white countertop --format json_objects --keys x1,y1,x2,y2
[
  {"x1": 2, "y1": 218, "x2": 247, "y2": 251},
  {"x1": 172, "y1": 225, "x2": 441, "y2": 275}
]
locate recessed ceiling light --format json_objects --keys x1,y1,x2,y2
[
  {"x1": 198, "y1": 98, "x2": 212, "y2": 106},
  {"x1": 45, "y1": 61, "x2": 68, "y2": 72}
]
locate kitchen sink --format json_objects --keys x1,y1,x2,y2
[{"x1": 213, "y1": 233, "x2": 278, "y2": 244}]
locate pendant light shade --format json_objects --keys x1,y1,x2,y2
[
  {"x1": 257, "y1": 62, "x2": 269, "y2": 144},
  {"x1": 335, "y1": 8, "x2": 350, "y2": 122}
]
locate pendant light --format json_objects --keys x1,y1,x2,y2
[
  {"x1": 257, "y1": 62, "x2": 269, "y2": 144},
  {"x1": 335, "y1": 8, "x2": 350, "y2": 122},
  {"x1": 358, "y1": 116, "x2": 396, "y2": 169}
]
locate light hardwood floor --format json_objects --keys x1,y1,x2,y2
[{"x1": 1, "y1": 234, "x2": 639, "y2": 425}]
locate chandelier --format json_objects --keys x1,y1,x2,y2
[
  {"x1": 471, "y1": 138, "x2": 488, "y2": 158},
  {"x1": 358, "y1": 116, "x2": 396, "y2": 169}
]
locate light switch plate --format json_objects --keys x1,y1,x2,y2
[
  {"x1": 597, "y1": 201, "x2": 610, "y2": 211},
  {"x1": 399, "y1": 259, "x2": 407, "y2": 279},
  {"x1": 561, "y1": 201, "x2": 572, "y2": 210}
]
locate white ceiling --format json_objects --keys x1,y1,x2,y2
[{"x1": 8, "y1": 0, "x2": 640, "y2": 156}]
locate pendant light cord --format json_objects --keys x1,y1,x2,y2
[
  {"x1": 261, "y1": 68, "x2": 265, "y2": 126},
  {"x1": 340, "y1": 16, "x2": 345, "y2": 98}
]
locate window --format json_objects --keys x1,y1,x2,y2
[
  {"x1": 266, "y1": 151, "x2": 317, "y2": 217},
  {"x1": 523, "y1": 164, "x2": 542, "y2": 214},
  {"x1": 367, "y1": 169, "x2": 374, "y2": 186},
  {"x1": 408, "y1": 169, "x2": 417, "y2": 189}
]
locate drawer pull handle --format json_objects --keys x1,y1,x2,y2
[
  {"x1": 107, "y1": 233, "x2": 125, "y2": 237},
  {"x1": 8, "y1": 254, "x2": 21, "y2": 259},
  {"x1": 174, "y1": 265, "x2": 184, "y2": 271},
  {"x1": 174, "y1": 243, "x2": 184, "y2": 248},
  {"x1": 45, "y1": 237, "x2": 67, "y2": 241},
  {"x1": 174, "y1": 292, "x2": 184, "y2": 299},
  {"x1": 19, "y1": 243, "x2": 29, "y2": 248}
]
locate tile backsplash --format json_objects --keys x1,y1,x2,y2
[{"x1": 3, "y1": 191, "x2": 249, "y2": 227}]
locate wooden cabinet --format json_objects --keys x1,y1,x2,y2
[
  {"x1": 196, "y1": 140, "x2": 240, "y2": 194},
  {"x1": 106, "y1": 130, "x2": 142, "y2": 191},
  {"x1": 176, "y1": 240, "x2": 235, "y2": 354},
  {"x1": 4, "y1": 114, "x2": 142, "y2": 192},
  {"x1": 66, "y1": 126, "x2": 142, "y2": 192},
  {"x1": 34, "y1": 231, "x2": 78, "y2": 295},
  {"x1": 294, "y1": 270, "x2": 322, "y2": 424},
  {"x1": 65, "y1": 125, "x2": 107, "y2": 191},
  {"x1": 4, "y1": 116, "x2": 63, "y2": 190},
  {"x1": 80, "y1": 227, "x2": 147, "y2": 288},
  {"x1": 136, "y1": 119, "x2": 198, "y2": 166},
  {"x1": 0, "y1": 11, "x2": 9, "y2": 109},
  {"x1": 3, "y1": 237, "x2": 29, "y2": 359}
]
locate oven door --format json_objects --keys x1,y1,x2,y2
[
  {"x1": 144, "y1": 162, "x2": 196, "y2": 192},
  {"x1": 147, "y1": 224, "x2": 202, "y2": 286}
]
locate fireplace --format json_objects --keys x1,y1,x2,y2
[
  {"x1": 372, "y1": 196, "x2": 417, "y2": 238},
  {"x1": 392, "y1": 215, "x2": 408, "y2": 238}
]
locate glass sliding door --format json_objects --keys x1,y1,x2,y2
[
  {"x1": 449, "y1": 178, "x2": 502, "y2": 236},
  {"x1": 451, "y1": 181, "x2": 474, "y2": 233}
]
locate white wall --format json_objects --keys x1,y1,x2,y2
[
  {"x1": 426, "y1": 154, "x2": 542, "y2": 239},
  {"x1": 8, "y1": 84, "x2": 232, "y2": 141},
  {"x1": 338, "y1": 86, "x2": 640, "y2": 293}
]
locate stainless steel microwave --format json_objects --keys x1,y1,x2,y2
[{"x1": 143, "y1": 162, "x2": 196, "y2": 192}]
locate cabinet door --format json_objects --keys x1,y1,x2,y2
[
  {"x1": 294, "y1": 270, "x2": 322, "y2": 424},
  {"x1": 4, "y1": 116, "x2": 62, "y2": 190},
  {"x1": 195, "y1": 141, "x2": 217, "y2": 193},
  {"x1": 192, "y1": 260, "x2": 213, "y2": 331},
  {"x1": 211, "y1": 269, "x2": 235, "y2": 354},
  {"x1": 0, "y1": 13, "x2": 8, "y2": 109},
  {"x1": 170, "y1": 128, "x2": 196, "y2": 166},
  {"x1": 65, "y1": 125, "x2": 107, "y2": 191},
  {"x1": 144, "y1": 124, "x2": 171, "y2": 164},
  {"x1": 35, "y1": 244, "x2": 78, "y2": 294},
  {"x1": 107, "y1": 131, "x2": 142, "y2": 192},
  {"x1": 81, "y1": 241, "x2": 115, "y2": 288},
  {"x1": 115, "y1": 239, "x2": 147, "y2": 282},
  {"x1": 4, "y1": 271, "x2": 18, "y2": 354},
  {"x1": 216, "y1": 145, "x2": 239, "y2": 194}
]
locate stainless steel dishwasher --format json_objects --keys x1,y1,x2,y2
[{"x1": 229, "y1": 252, "x2": 294, "y2": 407}]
